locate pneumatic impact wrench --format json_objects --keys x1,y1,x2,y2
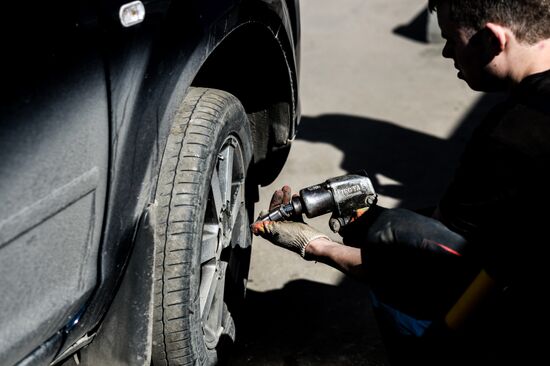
[{"x1": 256, "y1": 172, "x2": 378, "y2": 232}]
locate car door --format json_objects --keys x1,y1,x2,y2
[{"x1": 0, "y1": 1, "x2": 109, "y2": 365}]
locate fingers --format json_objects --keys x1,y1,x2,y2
[
  {"x1": 282, "y1": 185, "x2": 292, "y2": 205},
  {"x1": 350, "y1": 207, "x2": 370, "y2": 223},
  {"x1": 269, "y1": 185, "x2": 292, "y2": 210},
  {"x1": 251, "y1": 221, "x2": 267, "y2": 235},
  {"x1": 269, "y1": 190, "x2": 283, "y2": 211},
  {"x1": 251, "y1": 220, "x2": 274, "y2": 236}
]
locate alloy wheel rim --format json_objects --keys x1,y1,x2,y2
[{"x1": 199, "y1": 135, "x2": 245, "y2": 349}]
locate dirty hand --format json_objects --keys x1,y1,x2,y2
[
  {"x1": 251, "y1": 220, "x2": 329, "y2": 257},
  {"x1": 251, "y1": 185, "x2": 329, "y2": 258}
]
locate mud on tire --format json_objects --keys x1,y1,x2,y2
[{"x1": 152, "y1": 88, "x2": 254, "y2": 366}]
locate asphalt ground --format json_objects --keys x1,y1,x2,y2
[{"x1": 228, "y1": 1, "x2": 502, "y2": 365}]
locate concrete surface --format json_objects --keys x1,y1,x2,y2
[{"x1": 229, "y1": 0, "x2": 500, "y2": 365}]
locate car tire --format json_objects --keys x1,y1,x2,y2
[{"x1": 152, "y1": 88, "x2": 254, "y2": 366}]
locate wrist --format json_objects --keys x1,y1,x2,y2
[{"x1": 304, "y1": 237, "x2": 333, "y2": 260}]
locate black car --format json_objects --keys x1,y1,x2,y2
[{"x1": 0, "y1": 0, "x2": 300, "y2": 365}]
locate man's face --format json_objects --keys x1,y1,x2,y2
[{"x1": 437, "y1": 3, "x2": 505, "y2": 91}]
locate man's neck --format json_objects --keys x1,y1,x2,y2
[{"x1": 512, "y1": 39, "x2": 550, "y2": 83}]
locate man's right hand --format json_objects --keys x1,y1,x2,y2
[
  {"x1": 337, "y1": 205, "x2": 383, "y2": 247},
  {"x1": 339, "y1": 206, "x2": 468, "y2": 257},
  {"x1": 366, "y1": 208, "x2": 467, "y2": 257}
]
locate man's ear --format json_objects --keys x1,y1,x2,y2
[{"x1": 485, "y1": 22, "x2": 508, "y2": 52}]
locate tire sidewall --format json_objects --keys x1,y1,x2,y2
[{"x1": 182, "y1": 91, "x2": 253, "y2": 365}]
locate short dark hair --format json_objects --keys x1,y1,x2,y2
[{"x1": 428, "y1": 0, "x2": 550, "y2": 44}]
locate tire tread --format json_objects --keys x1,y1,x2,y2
[{"x1": 152, "y1": 88, "x2": 252, "y2": 366}]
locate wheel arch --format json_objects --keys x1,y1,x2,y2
[{"x1": 193, "y1": 21, "x2": 299, "y2": 172}]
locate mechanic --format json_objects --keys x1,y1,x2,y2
[{"x1": 252, "y1": 0, "x2": 550, "y2": 364}]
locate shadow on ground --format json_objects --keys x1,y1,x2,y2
[
  {"x1": 297, "y1": 93, "x2": 505, "y2": 210},
  {"x1": 228, "y1": 280, "x2": 387, "y2": 366},
  {"x1": 229, "y1": 93, "x2": 505, "y2": 365},
  {"x1": 393, "y1": 7, "x2": 430, "y2": 43}
]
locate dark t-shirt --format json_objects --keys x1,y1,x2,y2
[
  {"x1": 438, "y1": 70, "x2": 550, "y2": 284},
  {"x1": 433, "y1": 71, "x2": 550, "y2": 363}
]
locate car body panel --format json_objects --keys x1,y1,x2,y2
[
  {"x1": 0, "y1": 0, "x2": 300, "y2": 365},
  {"x1": 0, "y1": 2, "x2": 109, "y2": 365}
]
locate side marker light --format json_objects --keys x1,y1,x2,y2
[{"x1": 119, "y1": 1, "x2": 145, "y2": 27}]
